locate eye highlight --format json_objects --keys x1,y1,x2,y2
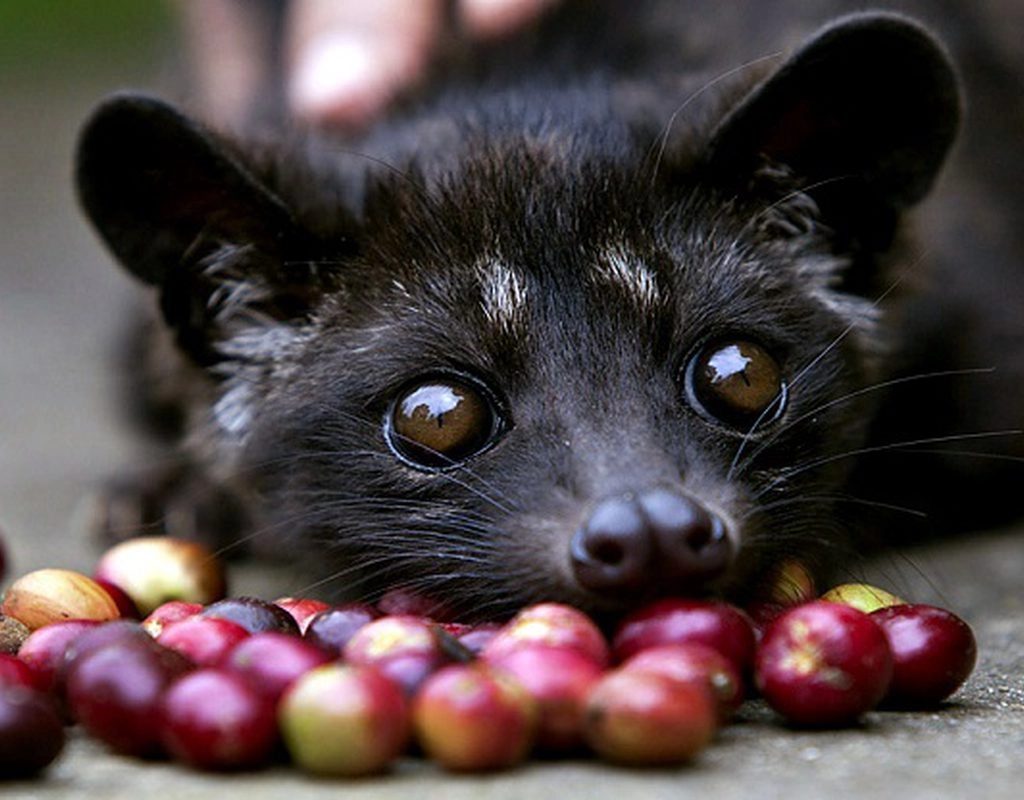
[
  {"x1": 687, "y1": 339, "x2": 786, "y2": 428},
  {"x1": 387, "y1": 376, "x2": 500, "y2": 469}
]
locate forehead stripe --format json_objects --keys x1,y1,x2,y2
[
  {"x1": 478, "y1": 258, "x2": 528, "y2": 333},
  {"x1": 596, "y1": 247, "x2": 660, "y2": 308}
]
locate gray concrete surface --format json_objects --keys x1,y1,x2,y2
[{"x1": 1, "y1": 9, "x2": 1022, "y2": 799}]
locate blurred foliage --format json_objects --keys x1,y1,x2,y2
[{"x1": 0, "y1": 0, "x2": 173, "y2": 70}]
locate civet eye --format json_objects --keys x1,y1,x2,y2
[
  {"x1": 688, "y1": 339, "x2": 786, "y2": 428},
  {"x1": 387, "y1": 377, "x2": 500, "y2": 469}
]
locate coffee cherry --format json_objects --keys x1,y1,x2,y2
[
  {"x1": 18, "y1": 619, "x2": 101, "y2": 693},
  {"x1": 871, "y1": 604, "x2": 976, "y2": 707},
  {"x1": 159, "y1": 669, "x2": 278, "y2": 770},
  {"x1": 224, "y1": 632, "x2": 331, "y2": 702},
  {"x1": 0, "y1": 688, "x2": 65, "y2": 777},
  {"x1": 755, "y1": 601, "x2": 893, "y2": 727},
  {"x1": 141, "y1": 601, "x2": 202, "y2": 637},
  {"x1": 273, "y1": 597, "x2": 330, "y2": 633},
  {"x1": 583, "y1": 669, "x2": 716, "y2": 765},
  {"x1": 201, "y1": 597, "x2": 300, "y2": 636},
  {"x1": 457, "y1": 623, "x2": 501, "y2": 656},
  {"x1": 483, "y1": 603, "x2": 609, "y2": 667},
  {"x1": 613, "y1": 598, "x2": 756, "y2": 674},
  {"x1": 280, "y1": 664, "x2": 410, "y2": 776},
  {"x1": 57, "y1": 621, "x2": 153, "y2": 699},
  {"x1": 620, "y1": 643, "x2": 744, "y2": 721},
  {"x1": 0, "y1": 653, "x2": 43, "y2": 692},
  {"x1": 413, "y1": 664, "x2": 537, "y2": 771},
  {"x1": 377, "y1": 588, "x2": 454, "y2": 621},
  {"x1": 2, "y1": 569, "x2": 120, "y2": 630},
  {"x1": 745, "y1": 602, "x2": 787, "y2": 640},
  {"x1": 821, "y1": 583, "x2": 904, "y2": 614},
  {"x1": 303, "y1": 604, "x2": 377, "y2": 656},
  {"x1": 94, "y1": 579, "x2": 142, "y2": 620},
  {"x1": 94, "y1": 536, "x2": 227, "y2": 615},
  {"x1": 157, "y1": 616, "x2": 250, "y2": 666},
  {"x1": 344, "y1": 615, "x2": 449, "y2": 695},
  {"x1": 484, "y1": 644, "x2": 602, "y2": 751},
  {"x1": 66, "y1": 638, "x2": 191, "y2": 757},
  {"x1": 766, "y1": 560, "x2": 817, "y2": 606}
]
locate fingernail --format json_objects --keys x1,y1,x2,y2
[{"x1": 289, "y1": 34, "x2": 391, "y2": 126}]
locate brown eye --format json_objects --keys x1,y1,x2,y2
[
  {"x1": 388, "y1": 377, "x2": 499, "y2": 468},
  {"x1": 689, "y1": 339, "x2": 786, "y2": 427}
]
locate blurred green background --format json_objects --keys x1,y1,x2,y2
[{"x1": 0, "y1": 0, "x2": 171, "y2": 69}]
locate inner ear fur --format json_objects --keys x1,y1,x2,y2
[
  {"x1": 75, "y1": 94, "x2": 358, "y2": 366},
  {"x1": 75, "y1": 93, "x2": 305, "y2": 287},
  {"x1": 707, "y1": 13, "x2": 961, "y2": 213}
]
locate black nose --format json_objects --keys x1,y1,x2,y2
[{"x1": 570, "y1": 489, "x2": 732, "y2": 596}]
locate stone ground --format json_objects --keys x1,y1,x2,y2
[{"x1": 1, "y1": 7, "x2": 1022, "y2": 798}]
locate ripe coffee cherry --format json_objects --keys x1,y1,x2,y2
[
  {"x1": 141, "y1": 601, "x2": 202, "y2": 637},
  {"x1": 201, "y1": 597, "x2": 300, "y2": 636},
  {"x1": 755, "y1": 601, "x2": 893, "y2": 727},
  {"x1": 483, "y1": 603, "x2": 609, "y2": 667},
  {"x1": 377, "y1": 588, "x2": 454, "y2": 621},
  {"x1": 157, "y1": 616, "x2": 251, "y2": 666},
  {"x1": 159, "y1": 669, "x2": 278, "y2": 770},
  {"x1": 0, "y1": 653, "x2": 43, "y2": 692},
  {"x1": 583, "y1": 669, "x2": 717, "y2": 765},
  {"x1": 620, "y1": 643, "x2": 744, "y2": 721},
  {"x1": 457, "y1": 624, "x2": 500, "y2": 656},
  {"x1": 485, "y1": 644, "x2": 603, "y2": 751},
  {"x1": 66, "y1": 638, "x2": 191, "y2": 757},
  {"x1": 94, "y1": 579, "x2": 142, "y2": 620},
  {"x1": 344, "y1": 615, "x2": 449, "y2": 695},
  {"x1": 303, "y1": 604, "x2": 377, "y2": 656},
  {"x1": 613, "y1": 598, "x2": 756, "y2": 674},
  {"x1": 871, "y1": 604, "x2": 977, "y2": 707},
  {"x1": 414, "y1": 664, "x2": 537, "y2": 771},
  {"x1": 273, "y1": 597, "x2": 330, "y2": 633},
  {"x1": 0, "y1": 688, "x2": 65, "y2": 777},
  {"x1": 57, "y1": 621, "x2": 153, "y2": 698},
  {"x1": 224, "y1": 632, "x2": 331, "y2": 702},
  {"x1": 18, "y1": 619, "x2": 100, "y2": 692}
]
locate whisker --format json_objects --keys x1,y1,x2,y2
[
  {"x1": 647, "y1": 52, "x2": 784, "y2": 186},
  {"x1": 755, "y1": 429, "x2": 1022, "y2": 500},
  {"x1": 731, "y1": 367, "x2": 997, "y2": 478},
  {"x1": 903, "y1": 448, "x2": 1024, "y2": 464},
  {"x1": 742, "y1": 493, "x2": 928, "y2": 522},
  {"x1": 728, "y1": 273, "x2": 912, "y2": 482}
]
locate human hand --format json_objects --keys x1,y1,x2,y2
[
  {"x1": 287, "y1": 0, "x2": 561, "y2": 127},
  {"x1": 180, "y1": 0, "x2": 561, "y2": 130}
]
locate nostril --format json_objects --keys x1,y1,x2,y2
[
  {"x1": 685, "y1": 516, "x2": 727, "y2": 553},
  {"x1": 570, "y1": 496, "x2": 652, "y2": 594},
  {"x1": 591, "y1": 539, "x2": 625, "y2": 566},
  {"x1": 685, "y1": 525, "x2": 712, "y2": 551},
  {"x1": 638, "y1": 488, "x2": 732, "y2": 584}
]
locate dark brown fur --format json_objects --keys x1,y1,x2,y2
[{"x1": 76, "y1": 1, "x2": 1023, "y2": 618}]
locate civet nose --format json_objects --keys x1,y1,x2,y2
[
  {"x1": 570, "y1": 489, "x2": 732, "y2": 596},
  {"x1": 637, "y1": 488, "x2": 732, "y2": 585}
]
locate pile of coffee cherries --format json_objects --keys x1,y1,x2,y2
[{"x1": 0, "y1": 534, "x2": 977, "y2": 779}]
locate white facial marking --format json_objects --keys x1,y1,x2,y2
[
  {"x1": 477, "y1": 258, "x2": 528, "y2": 333},
  {"x1": 596, "y1": 246, "x2": 660, "y2": 308},
  {"x1": 213, "y1": 381, "x2": 254, "y2": 439}
]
